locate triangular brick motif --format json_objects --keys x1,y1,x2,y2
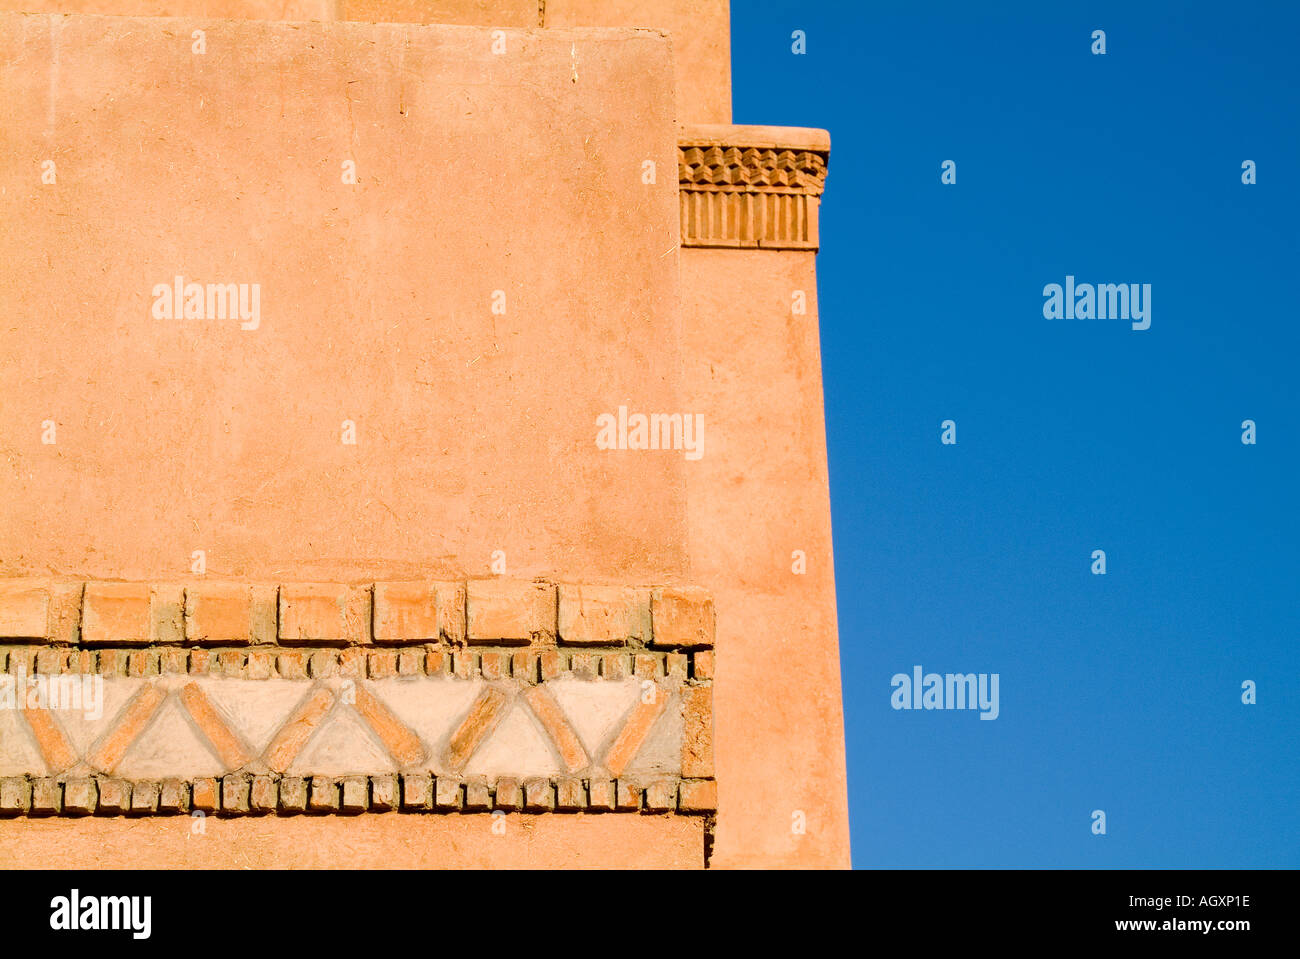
[
  {"x1": 115, "y1": 696, "x2": 226, "y2": 779},
  {"x1": 287, "y1": 707, "x2": 397, "y2": 777},
  {"x1": 198, "y1": 677, "x2": 315, "y2": 754},
  {"x1": 368, "y1": 677, "x2": 483, "y2": 768},
  {"x1": 53, "y1": 677, "x2": 140, "y2": 756},
  {"x1": 463, "y1": 701, "x2": 562, "y2": 779},
  {"x1": 547, "y1": 675, "x2": 641, "y2": 761},
  {"x1": 623, "y1": 692, "x2": 683, "y2": 781},
  {"x1": 0, "y1": 707, "x2": 47, "y2": 777},
  {"x1": 85, "y1": 682, "x2": 167, "y2": 773}
]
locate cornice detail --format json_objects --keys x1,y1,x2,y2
[{"x1": 678, "y1": 127, "x2": 830, "y2": 251}]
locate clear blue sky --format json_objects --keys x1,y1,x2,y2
[{"x1": 732, "y1": 0, "x2": 1299, "y2": 866}]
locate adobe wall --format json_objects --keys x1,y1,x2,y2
[
  {"x1": 0, "y1": 2, "x2": 849, "y2": 868},
  {"x1": 0, "y1": 12, "x2": 686, "y2": 587}
]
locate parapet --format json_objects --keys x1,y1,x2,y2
[{"x1": 0, "y1": 0, "x2": 732, "y2": 122}]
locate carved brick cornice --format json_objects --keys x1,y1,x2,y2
[
  {"x1": 678, "y1": 124, "x2": 830, "y2": 251},
  {"x1": 678, "y1": 145, "x2": 828, "y2": 193}
]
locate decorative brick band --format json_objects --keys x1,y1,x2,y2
[
  {"x1": 0, "y1": 579, "x2": 714, "y2": 817},
  {"x1": 678, "y1": 125, "x2": 830, "y2": 251}
]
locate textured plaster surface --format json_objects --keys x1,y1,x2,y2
[
  {"x1": 0, "y1": 812, "x2": 706, "y2": 867},
  {"x1": 681, "y1": 249, "x2": 850, "y2": 867},
  {"x1": 0, "y1": 13, "x2": 686, "y2": 586}
]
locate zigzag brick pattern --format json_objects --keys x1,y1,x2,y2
[{"x1": 0, "y1": 579, "x2": 714, "y2": 817}]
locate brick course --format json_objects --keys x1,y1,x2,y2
[
  {"x1": 373, "y1": 582, "x2": 438, "y2": 642},
  {"x1": 557, "y1": 585, "x2": 651, "y2": 646},
  {"x1": 466, "y1": 579, "x2": 556, "y2": 645},
  {"x1": 0, "y1": 578, "x2": 714, "y2": 651},
  {"x1": 0, "y1": 580, "x2": 50, "y2": 639}
]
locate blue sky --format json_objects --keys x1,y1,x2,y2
[{"x1": 731, "y1": 1, "x2": 1299, "y2": 866}]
